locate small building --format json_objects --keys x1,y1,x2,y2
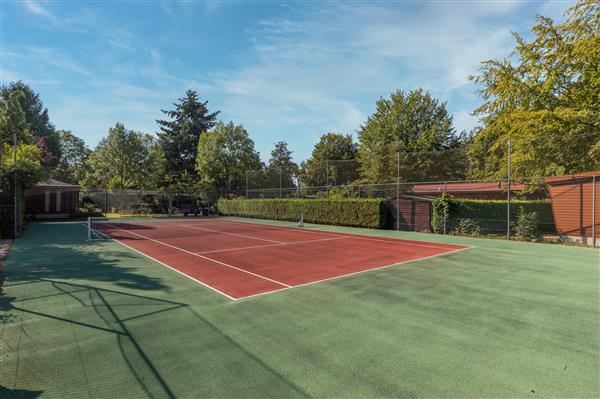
[
  {"x1": 410, "y1": 181, "x2": 544, "y2": 200},
  {"x1": 544, "y1": 171, "x2": 599, "y2": 246},
  {"x1": 25, "y1": 179, "x2": 80, "y2": 219},
  {"x1": 388, "y1": 195, "x2": 434, "y2": 232}
]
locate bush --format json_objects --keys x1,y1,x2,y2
[
  {"x1": 454, "y1": 218, "x2": 481, "y2": 236},
  {"x1": 218, "y1": 198, "x2": 388, "y2": 228},
  {"x1": 432, "y1": 197, "x2": 554, "y2": 236},
  {"x1": 513, "y1": 206, "x2": 539, "y2": 241},
  {"x1": 431, "y1": 193, "x2": 455, "y2": 234}
]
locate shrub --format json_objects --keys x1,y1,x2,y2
[
  {"x1": 218, "y1": 198, "x2": 387, "y2": 228},
  {"x1": 431, "y1": 193, "x2": 455, "y2": 234},
  {"x1": 513, "y1": 206, "x2": 539, "y2": 241},
  {"x1": 454, "y1": 218, "x2": 481, "y2": 236}
]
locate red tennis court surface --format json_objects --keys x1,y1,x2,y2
[{"x1": 93, "y1": 219, "x2": 469, "y2": 300}]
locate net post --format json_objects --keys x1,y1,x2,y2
[
  {"x1": 298, "y1": 211, "x2": 304, "y2": 227},
  {"x1": 87, "y1": 216, "x2": 92, "y2": 241}
]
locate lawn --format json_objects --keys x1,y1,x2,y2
[{"x1": 1, "y1": 218, "x2": 598, "y2": 398}]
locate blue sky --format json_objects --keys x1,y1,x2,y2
[{"x1": 2, "y1": 0, "x2": 571, "y2": 162}]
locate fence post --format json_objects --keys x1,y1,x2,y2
[
  {"x1": 506, "y1": 137, "x2": 511, "y2": 240},
  {"x1": 326, "y1": 160, "x2": 329, "y2": 197},
  {"x1": 279, "y1": 167, "x2": 282, "y2": 198},
  {"x1": 593, "y1": 174, "x2": 596, "y2": 248},
  {"x1": 104, "y1": 188, "x2": 108, "y2": 215},
  {"x1": 396, "y1": 151, "x2": 400, "y2": 231},
  {"x1": 13, "y1": 133, "x2": 17, "y2": 238},
  {"x1": 245, "y1": 171, "x2": 249, "y2": 198},
  {"x1": 443, "y1": 181, "x2": 447, "y2": 235}
]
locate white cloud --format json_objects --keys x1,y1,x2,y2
[{"x1": 22, "y1": 1, "x2": 54, "y2": 19}]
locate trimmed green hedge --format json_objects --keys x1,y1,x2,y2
[
  {"x1": 218, "y1": 198, "x2": 388, "y2": 229},
  {"x1": 433, "y1": 197, "x2": 555, "y2": 235}
]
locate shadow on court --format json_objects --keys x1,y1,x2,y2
[{"x1": 1, "y1": 223, "x2": 309, "y2": 398}]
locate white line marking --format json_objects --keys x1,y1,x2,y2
[
  {"x1": 234, "y1": 245, "x2": 473, "y2": 301},
  {"x1": 89, "y1": 228, "x2": 237, "y2": 301},
  {"x1": 177, "y1": 224, "x2": 285, "y2": 244},
  {"x1": 103, "y1": 224, "x2": 291, "y2": 288},
  {"x1": 209, "y1": 219, "x2": 464, "y2": 251},
  {"x1": 195, "y1": 236, "x2": 349, "y2": 255}
]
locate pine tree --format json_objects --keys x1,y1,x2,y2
[{"x1": 156, "y1": 90, "x2": 219, "y2": 186}]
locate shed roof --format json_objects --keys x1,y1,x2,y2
[
  {"x1": 33, "y1": 179, "x2": 80, "y2": 189},
  {"x1": 544, "y1": 170, "x2": 600, "y2": 184},
  {"x1": 411, "y1": 181, "x2": 527, "y2": 194}
]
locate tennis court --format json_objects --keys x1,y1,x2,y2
[{"x1": 90, "y1": 218, "x2": 469, "y2": 299}]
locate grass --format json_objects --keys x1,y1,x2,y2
[{"x1": 1, "y1": 217, "x2": 598, "y2": 398}]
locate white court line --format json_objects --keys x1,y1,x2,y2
[
  {"x1": 88, "y1": 228, "x2": 237, "y2": 301},
  {"x1": 205, "y1": 219, "x2": 466, "y2": 251},
  {"x1": 103, "y1": 224, "x2": 291, "y2": 288},
  {"x1": 177, "y1": 224, "x2": 285, "y2": 244},
  {"x1": 235, "y1": 245, "x2": 473, "y2": 301},
  {"x1": 195, "y1": 236, "x2": 349, "y2": 255}
]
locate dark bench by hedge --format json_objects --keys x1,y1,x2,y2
[{"x1": 218, "y1": 198, "x2": 388, "y2": 229}]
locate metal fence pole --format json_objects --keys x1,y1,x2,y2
[
  {"x1": 507, "y1": 137, "x2": 511, "y2": 240},
  {"x1": 13, "y1": 133, "x2": 17, "y2": 238},
  {"x1": 326, "y1": 160, "x2": 329, "y2": 196},
  {"x1": 592, "y1": 174, "x2": 596, "y2": 248},
  {"x1": 245, "y1": 171, "x2": 249, "y2": 198},
  {"x1": 443, "y1": 180, "x2": 447, "y2": 235},
  {"x1": 279, "y1": 167, "x2": 282, "y2": 198},
  {"x1": 396, "y1": 151, "x2": 400, "y2": 231}
]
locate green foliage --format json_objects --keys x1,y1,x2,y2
[
  {"x1": 157, "y1": 90, "x2": 219, "y2": 183},
  {"x1": 454, "y1": 219, "x2": 482, "y2": 237},
  {"x1": 431, "y1": 193, "x2": 455, "y2": 234},
  {"x1": 469, "y1": 0, "x2": 600, "y2": 178},
  {"x1": 82, "y1": 123, "x2": 160, "y2": 189},
  {"x1": 432, "y1": 197, "x2": 554, "y2": 236},
  {"x1": 357, "y1": 89, "x2": 467, "y2": 183},
  {"x1": 1, "y1": 81, "x2": 60, "y2": 165},
  {"x1": 196, "y1": 121, "x2": 261, "y2": 192},
  {"x1": 300, "y1": 133, "x2": 358, "y2": 187},
  {"x1": 259, "y1": 141, "x2": 298, "y2": 189},
  {"x1": 218, "y1": 198, "x2": 388, "y2": 229},
  {"x1": 53, "y1": 130, "x2": 91, "y2": 184},
  {"x1": 513, "y1": 206, "x2": 539, "y2": 241}
]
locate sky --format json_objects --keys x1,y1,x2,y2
[{"x1": 1, "y1": 0, "x2": 571, "y2": 163}]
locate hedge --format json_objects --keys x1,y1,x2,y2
[
  {"x1": 433, "y1": 197, "x2": 555, "y2": 235},
  {"x1": 218, "y1": 198, "x2": 388, "y2": 229}
]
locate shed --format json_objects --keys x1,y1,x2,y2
[
  {"x1": 544, "y1": 171, "x2": 599, "y2": 245},
  {"x1": 25, "y1": 179, "x2": 80, "y2": 219},
  {"x1": 388, "y1": 195, "x2": 434, "y2": 232}
]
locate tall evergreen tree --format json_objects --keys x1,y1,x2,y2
[
  {"x1": 265, "y1": 141, "x2": 298, "y2": 189},
  {"x1": 156, "y1": 90, "x2": 219, "y2": 186}
]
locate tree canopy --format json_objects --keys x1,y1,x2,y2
[
  {"x1": 53, "y1": 130, "x2": 91, "y2": 184},
  {"x1": 83, "y1": 123, "x2": 161, "y2": 189},
  {"x1": 468, "y1": 0, "x2": 600, "y2": 178},
  {"x1": 156, "y1": 90, "x2": 219, "y2": 186},
  {"x1": 196, "y1": 121, "x2": 261, "y2": 193},
  {"x1": 263, "y1": 141, "x2": 298, "y2": 189},
  {"x1": 300, "y1": 133, "x2": 358, "y2": 187},
  {"x1": 357, "y1": 89, "x2": 466, "y2": 183}
]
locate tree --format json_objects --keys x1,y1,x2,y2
[
  {"x1": 0, "y1": 90, "x2": 43, "y2": 237},
  {"x1": 300, "y1": 133, "x2": 358, "y2": 187},
  {"x1": 83, "y1": 123, "x2": 160, "y2": 189},
  {"x1": 156, "y1": 90, "x2": 219, "y2": 186},
  {"x1": 196, "y1": 121, "x2": 261, "y2": 193},
  {"x1": 357, "y1": 89, "x2": 466, "y2": 184},
  {"x1": 54, "y1": 130, "x2": 91, "y2": 184},
  {"x1": 468, "y1": 0, "x2": 600, "y2": 178},
  {"x1": 0, "y1": 81, "x2": 60, "y2": 166},
  {"x1": 264, "y1": 141, "x2": 298, "y2": 189}
]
